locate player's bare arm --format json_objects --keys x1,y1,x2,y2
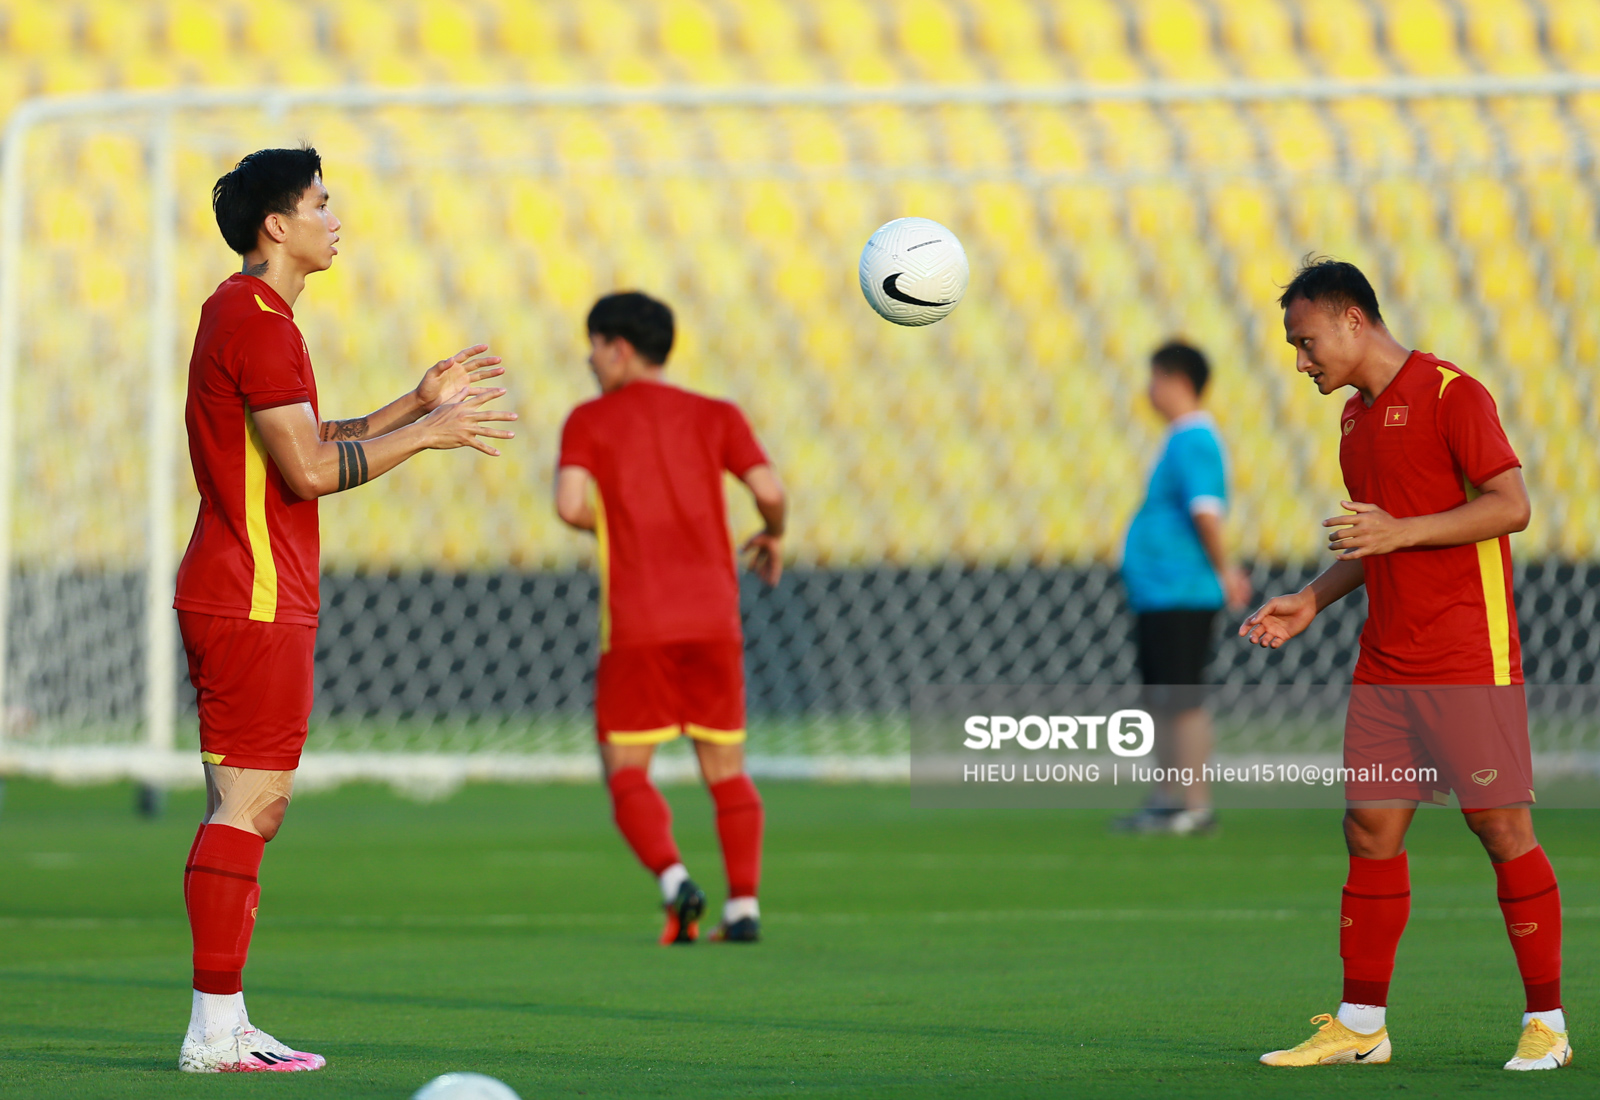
[
  {"x1": 254, "y1": 392, "x2": 516, "y2": 500},
  {"x1": 1325, "y1": 467, "x2": 1530, "y2": 560},
  {"x1": 740, "y1": 464, "x2": 786, "y2": 587},
  {"x1": 319, "y1": 345, "x2": 505, "y2": 441},
  {"x1": 1239, "y1": 557, "x2": 1365, "y2": 649},
  {"x1": 1191, "y1": 510, "x2": 1251, "y2": 609},
  {"x1": 555, "y1": 466, "x2": 597, "y2": 531}
]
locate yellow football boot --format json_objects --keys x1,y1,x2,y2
[
  {"x1": 1504, "y1": 1019, "x2": 1573, "y2": 1070},
  {"x1": 1260, "y1": 1013, "x2": 1391, "y2": 1066}
]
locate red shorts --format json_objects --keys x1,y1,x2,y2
[
  {"x1": 1343, "y1": 684, "x2": 1534, "y2": 809},
  {"x1": 179, "y1": 611, "x2": 315, "y2": 771},
  {"x1": 595, "y1": 640, "x2": 746, "y2": 746}
]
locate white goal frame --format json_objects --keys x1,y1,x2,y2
[{"x1": 0, "y1": 74, "x2": 1595, "y2": 792}]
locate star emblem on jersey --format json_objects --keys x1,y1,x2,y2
[
  {"x1": 1472, "y1": 769, "x2": 1498, "y2": 786},
  {"x1": 1384, "y1": 406, "x2": 1409, "y2": 426},
  {"x1": 1343, "y1": 419, "x2": 1356, "y2": 435},
  {"x1": 1510, "y1": 922, "x2": 1538, "y2": 936},
  {"x1": 881, "y1": 273, "x2": 953, "y2": 308},
  {"x1": 1340, "y1": 915, "x2": 1354, "y2": 927}
]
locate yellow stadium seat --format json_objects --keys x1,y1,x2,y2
[
  {"x1": 968, "y1": 181, "x2": 1035, "y2": 247},
  {"x1": 328, "y1": 0, "x2": 406, "y2": 60},
  {"x1": 82, "y1": 0, "x2": 155, "y2": 57},
  {"x1": 938, "y1": 105, "x2": 1011, "y2": 171},
  {"x1": 849, "y1": 104, "x2": 933, "y2": 167},
  {"x1": 414, "y1": 0, "x2": 483, "y2": 59},
  {"x1": 1546, "y1": 0, "x2": 1600, "y2": 71},
  {"x1": 1285, "y1": 181, "x2": 1365, "y2": 256},
  {"x1": 1492, "y1": 97, "x2": 1578, "y2": 165},
  {"x1": 1473, "y1": 242, "x2": 1540, "y2": 309},
  {"x1": 1046, "y1": 0, "x2": 1145, "y2": 82},
  {"x1": 729, "y1": 0, "x2": 817, "y2": 82},
  {"x1": 1015, "y1": 107, "x2": 1089, "y2": 173},
  {"x1": 1092, "y1": 102, "x2": 1174, "y2": 173},
  {"x1": 1125, "y1": 181, "x2": 1198, "y2": 242},
  {"x1": 37, "y1": 54, "x2": 110, "y2": 94},
  {"x1": 1130, "y1": 0, "x2": 1230, "y2": 80},
  {"x1": 783, "y1": 109, "x2": 850, "y2": 168},
  {"x1": 1459, "y1": 0, "x2": 1549, "y2": 75},
  {"x1": 657, "y1": 0, "x2": 735, "y2": 80},
  {"x1": 1254, "y1": 101, "x2": 1339, "y2": 174},
  {"x1": 708, "y1": 108, "x2": 777, "y2": 165},
  {"x1": 1074, "y1": 238, "x2": 1142, "y2": 305},
  {"x1": 1045, "y1": 182, "x2": 1120, "y2": 243},
  {"x1": 1208, "y1": 181, "x2": 1278, "y2": 250},
  {"x1": 1411, "y1": 99, "x2": 1497, "y2": 164},
  {"x1": 892, "y1": 0, "x2": 979, "y2": 82},
  {"x1": 814, "y1": 0, "x2": 883, "y2": 61},
  {"x1": 4, "y1": 0, "x2": 75, "y2": 54},
  {"x1": 971, "y1": 0, "x2": 1064, "y2": 81},
  {"x1": 1301, "y1": 0, "x2": 1390, "y2": 77},
  {"x1": 741, "y1": 180, "x2": 803, "y2": 246},
  {"x1": 1448, "y1": 176, "x2": 1518, "y2": 247},
  {"x1": 490, "y1": 0, "x2": 560, "y2": 59},
  {"x1": 1168, "y1": 102, "x2": 1258, "y2": 170},
  {"x1": 1214, "y1": 0, "x2": 1301, "y2": 79},
  {"x1": 1378, "y1": 0, "x2": 1469, "y2": 75},
  {"x1": 1525, "y1": 170, "x2": 1594, "y2": 245},
  {"x1": 162, "y1": 0, "x2": 234, "y2": 60},
  {"x1": 1388, "y1": 236, "x2": 1457, "y2": 302},
  {"x1": 1328, "y1": 97, "x2": 1418, "y2": 169}
]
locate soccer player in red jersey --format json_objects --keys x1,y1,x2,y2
[
  {"x1": 556, "y1": 292, "x2": 786, "y2": 945},
  {"x1": 175, "y1": 148, "x2": 516, "y2": 1073},
  {"x1": 1243, "y1": 259, "x2": 1567, "y2": 1070}
]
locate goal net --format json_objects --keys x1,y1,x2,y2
[{"x1": 2, "y1": 79, "x2": 1597, "y2": 792}]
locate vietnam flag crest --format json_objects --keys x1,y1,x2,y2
[{"x1": 1384, "y1": 405, "x2": 1409, "y2": 427}]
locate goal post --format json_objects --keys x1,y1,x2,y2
[{"x1": 0, "y1": 76, "x2": 1597, "y2": 794}]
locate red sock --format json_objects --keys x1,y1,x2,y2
[
  {"x1": 710, "y1": 774, "x2": 763, "y2": 898},
  {"x1": 1340, "y1": 852, "x2": 1411, "y2": 1006},
  {"x1": 187, "y1": 824, "x2": 265, "y2": 995},
  {"x1": 1494, "y1": 846, "x2": 1563, "y2": 1012},
  {"x1": 608, "y1": 768, "x2": 681, "y2": 875},
  {"x1": 182, "y1": 822, "x2": 205, "y2": 910}
]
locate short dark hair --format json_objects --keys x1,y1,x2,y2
[
  {"x1": 1150, "y1": 340, "x2": 1210, "y2": 396},
  {"x1": 212, "y1": 147, "x2": 323, "y2": 255},
  {"x1": 587, "y1": 291, "x2": 674, "y2": 365},
  {"x1": 1277, "y1": 255, "x2": 1384, "y2": 325}
]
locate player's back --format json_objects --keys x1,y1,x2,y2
[{"x1": 559, "y1": 380, "x2": 768, "y2": 649}]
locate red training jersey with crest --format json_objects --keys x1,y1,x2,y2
[
  {"x1": 175, "y1": 274, "x2": 321, "y2": 627},
  {"x1": 1338, "y1": 351, "x2": 1522, "y2": 685},
  {"x1": 558, "y1": 380, "x2": 769, "y2": 651}
]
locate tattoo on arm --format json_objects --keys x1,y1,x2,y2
[
  {"x1": 335, "y1": 441, "x2": 370, "y2": 492},
  {"x1": 319, "y1": 417, "x2": 370, "y2": 441},
  {"x1": 243, "y1": 260, "x2": 268, "y2": 277}
]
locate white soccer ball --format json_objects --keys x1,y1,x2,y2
[
  {"x1": 412, "y1": 1073, "x2": 521, "y2": 1100},
  {"x1": 858, "y1": 217, "x2": 969, "y2": 326}
]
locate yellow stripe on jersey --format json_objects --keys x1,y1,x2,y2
[
  {"x1": 1438, "y1": 365, "x2": 1461, "y2": 397},
  {"x1": 593, "y1": 489, "x2": 611, "y2": 654},
  {"x1": 243, "y1": 409, "x2": 279, "y2": 622},
  {"x1": 1476, "y1": 537, "x2": 1513, "y2": 686},
  {"x1": 254, "y1": 294, "x2": 284, "y2": 316}
]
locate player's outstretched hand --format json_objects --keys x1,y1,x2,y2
[
  {"x1": 1325, "y1": 500, "x2": 1409, "y2": 559},
  {"x1": 416, "y1": 344, "x2": 505, "y2": 411},
  {"x1": 419, "y1": 390, "x2": 517, "y2": 456},
  {"x1": 1239, "y1": 589, "x2": 1316, "y2": 649},
  {"x1": 742, "y1": 531, "x2": 783, "y2": 587}
]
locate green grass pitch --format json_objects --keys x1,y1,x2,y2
[{"x1": 0, "y1": 778, "x2": 1594, "y2": 1098}]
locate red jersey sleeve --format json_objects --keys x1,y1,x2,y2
[
  {"x1": 1439, "y1": 377, "x2": 1520, "y2": 489},
  {"x1": 232, "y1": 314, "x2": 311, "y2": 411},
  {"x1": 558, "y1": 406, "x2": 596, "y2": 472},
  {"x1": 721, "y1": 402, "x2": 769, "y2": 476}
]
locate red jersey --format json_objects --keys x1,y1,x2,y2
[
  {"x1": 175, "y1": 274, "x2": 321, "y2": 627},
  {"x1": 1338, "y1": 351, "x2": 1522, "y2": 685},
  {"x1": 558, "y1": 380, "x2": 769, "y2": 650}
]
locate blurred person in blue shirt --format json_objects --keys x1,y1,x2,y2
[{"x1": 1116, "y1": 341, "x2": 1251, "y2": 835}]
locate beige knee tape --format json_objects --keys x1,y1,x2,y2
[{"x1": 206, "y1": 765, "x2": 296, "y2": 833}]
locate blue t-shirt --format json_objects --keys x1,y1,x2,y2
[{"x1": 1121, "y1": 413, "x2": 1229, "y2": 613}]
